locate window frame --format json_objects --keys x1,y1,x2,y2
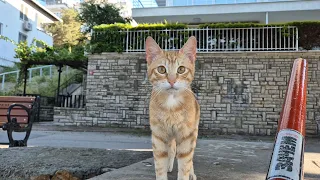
[
  {"x1": 20, "y1": 4, "x2": 30, "y2": 21},
  {"x1": 0, "y1": 23, "x2": 2, "y2": 35},
  {"x1": 24, "y1": 7, "x2": 29, "y2": 21},
  {"x1": 20, "y1": 4, "x2": 24, "y2": 20},
  {"x1": 18, "y1": 32, "x2": 28, "y2": 43}
]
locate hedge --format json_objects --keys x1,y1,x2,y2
[
  {"x1": 286, "y1": 21, "x2": 320, "y2": 50},
  {"x1": 93, "y1": 22, "x2": 188, "y2": 31}
]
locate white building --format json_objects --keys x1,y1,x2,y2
[
  {"x1": 132, "y1": 0, "x2": 320, "y2": 24},
  {"x1": 45, "y1": 1, "x2": 70, "y2": 18},
  {"x1": 0, "y1": 0, "x2": 61, "y2": 67},
  {"x1": 108, "y1": 0, "x2": 133, "y2": 19}
]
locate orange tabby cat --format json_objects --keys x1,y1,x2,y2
[{"x1": 146, "y1": 36, "x2": 200, "y2": 180}]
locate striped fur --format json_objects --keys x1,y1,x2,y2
[{"x1": 146, "y1": 36, "x2": 200, "y2": 180}]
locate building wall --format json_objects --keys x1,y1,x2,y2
[
  {"x1": 54, "y1": 52, "x2": 320, "y2": 136},
  {"x1": 132, "y1": 0, "x2": 320, "y2": 24},
  {"x1": 45, "y1": 3, "x2": 69, "y2": 18},
  {"x1": 0, "y1": 0, "x2": 53, "y2": 66}
]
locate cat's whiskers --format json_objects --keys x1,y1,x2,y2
[
  {"x1": 150, "y1": 87, "x2": 163, "y2": 103},
  {"x1": 182, "y1": 87, "x2": 196, "y2": 96}
]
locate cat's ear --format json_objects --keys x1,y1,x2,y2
[
  {"x1": 146, "y1": 36, "x2": 162, "y2": 65},
  {"x1": 179, "y1": 36, "x2": 197, "y2": 63}
]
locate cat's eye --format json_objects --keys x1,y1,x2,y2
[
  {"x1": 177, "y1": 66, "x2": 186, "y2": 74},
  {"x1": 157, "y1": 66, "x2": 166, "y2": 74}
]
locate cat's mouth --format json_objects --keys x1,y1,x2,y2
[{"x1": 167, "y1": 87, "x2": 178, "y2": 92}]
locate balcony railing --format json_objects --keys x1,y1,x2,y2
[
  {"x1": 0, "y1": 65, "x2": 54, "y2": 91},
  {"x1": 133, "y1": 0, "x2": 158, "y2": 8},
  {"x1": 92, "y1": 26, "x2": 299, "y2": 52},
  {"x1": 132, "y1": 0, "x2": 300, "y2": 8}
]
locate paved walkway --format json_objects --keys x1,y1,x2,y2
[
  {"x1": 91, "y1": 138, "x2": 320, "y2": 180},
  {"x1": 0, "y1": 125, "x2": 319, "y2": 180}
]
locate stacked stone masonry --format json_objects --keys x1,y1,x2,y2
[
  {"x1": 39, "y1": 106, "x2": 54, "y2": 122},
  {"x1": 55, "y1": 52, "x2": 320, "y2": 136},
  {"x1": 54, "y1": 107, "x2": 87, "y2": 126}
]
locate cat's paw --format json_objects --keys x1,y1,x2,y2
[
  {"x1": 167, "y1": 163, "x2": 174, "y2": 172},
  {"x1": 189, "y1": 173, "x2": 196, "y2": 180}
]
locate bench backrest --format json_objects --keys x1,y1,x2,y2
[{"x1": 0, "y1": 96, "x2": 37, "y2": 126}]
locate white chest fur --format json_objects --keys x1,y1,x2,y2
[{"x1": 166, "y1": 94, "x2": 181, "y2": 108}]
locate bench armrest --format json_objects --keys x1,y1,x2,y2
[{"x1": 7, "y1": 104, "x2": 31, "y2": 123}]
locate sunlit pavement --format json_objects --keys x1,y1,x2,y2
[{"x1": 90, "y1": 137, "x2": 320, "y2": 180}]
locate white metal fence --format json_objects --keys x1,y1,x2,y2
[
  {"x1": 93, "y1": 26, "x2": 298, "y2": 52},
  {"x1": 0, "y1": 65, "x2": 57, "y2": 91}
]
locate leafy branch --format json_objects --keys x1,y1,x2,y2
[{"x1": 0, "y1": 35, "x2": 88, "y2": 85}]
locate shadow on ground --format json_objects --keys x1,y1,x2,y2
[{"x1": 0, "y1": 147, "x2": 153, "y2": 180}]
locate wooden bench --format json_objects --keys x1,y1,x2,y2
[{"x1": 0, "y1": 96, "x2": 40, "y2": 147}]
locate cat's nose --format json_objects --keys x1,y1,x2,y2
[
  {"x1": 168, "y1": 75, "x2": 176, "y2": 87},
  {"x1": 169, "y1": 81, "x2": 175, "y2": 87}
]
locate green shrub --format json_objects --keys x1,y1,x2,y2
[
  {"x1": 198, "y1": 22, "x2": 288, "y2": 28},
  {"x1": 93, "y1": 22, "x2": 188, "y2": 31},
  {"x1": 286, "y1": 21, "x2": 320, "y2": 50}
]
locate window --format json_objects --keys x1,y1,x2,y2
[
  {"x1": 20, "y1": 4, "x2": 29, "y2": 21},
  {"x1": 18, "y1": 32, "x2": 27, "y2": 43},
  {"x1": 24, "y1": 7, "x2": 28, "y2": 21},
  {"x1": 20, "y1": 4, "x2": 24, "y2": 20},
  {"x1": 54, "y1": 12, "x2": 62, "y2": 18},
  {"x1": 36, "y1": 41, "x2": 44, "y2": 48},
  {"x1": 37, "y1": 14, "x2": 45, "y2": 29}
]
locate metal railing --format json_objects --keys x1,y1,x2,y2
[
  {"x1": 56, "y1": 95, "x2": 86, "y2": 108},
  {"x1": 132, "y1": 0, "x2": 158, "y2": 8},
  {"x1": 0, "y1": 65, "x2": 72, "y2": 91},
  {"x1": 93, "y1": 26, "x2": 299, "y2": 53},
  {"x1": 132, "y1": 0, "x2": 295, "y2": 8}
]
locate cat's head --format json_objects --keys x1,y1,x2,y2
[{"x1": 145, "y1": 36, "x2": 197, "y2": 93}]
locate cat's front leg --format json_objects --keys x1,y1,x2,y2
[
  {"x1": 176, "y1": 131, "x2": 197, "y2": 180},
  {"x1": 152, "y1": 133, "x2": 170, "y2": 180},
  {"x1": 168, "y1": 139, "x2": 176, "y2": 173}
]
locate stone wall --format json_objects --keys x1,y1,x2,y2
[
  {"x1": 39, "y1": 106, "x2": 54, "y2": 122},
  {"x1": 54, "y1": 107, "x2": 87, "y2": 126},
  {"x1": 75, "y1": 52, "x2": 320, "y2": 136}
]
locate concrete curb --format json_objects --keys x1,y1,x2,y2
[{"x1": 89, "y1": 158, "x2": 155, "y2": 180}]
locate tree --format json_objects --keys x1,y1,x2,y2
[
  {"x1": 44, "y1": 9, "x2": 85, "y2": 47},
  {"x1": 77, "y1": 0, "x2": 130, "y2": 32}
]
